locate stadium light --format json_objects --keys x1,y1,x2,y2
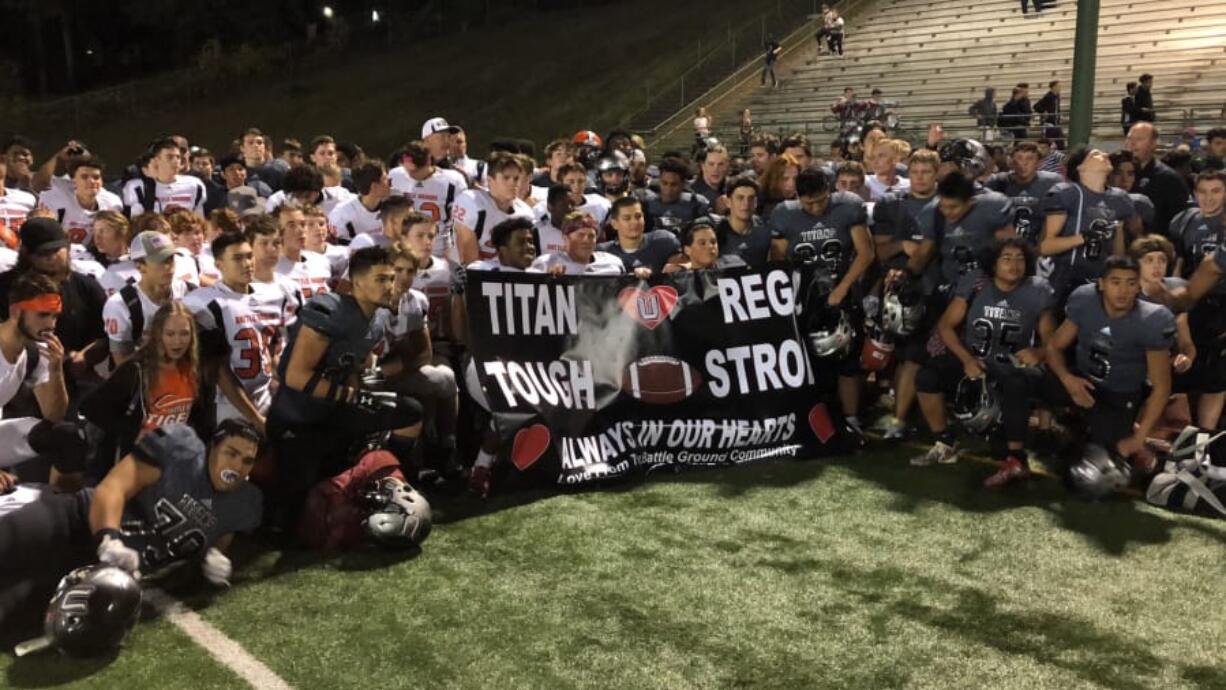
[
  {"x1": 372, "y1": 9, "x2": 381, "y2": 23},
  {"x1": 322, "y1": 6, "x2": 334, "y2": 19}
]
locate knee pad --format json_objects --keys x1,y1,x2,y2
[
  {"x1": 28, "y1": 421, "x2": 88, "y2": 473},
  {"x1": 421, "y1": 365, "x2": 458, "y2": 400}
]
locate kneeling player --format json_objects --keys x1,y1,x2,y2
[
  {"x1": 266, "y1": 247, "x2": 424, "y2": 523},
  {"x1": 0, "y1": 420, "x2": 263, "y2": 641},
  {"x1": 911, "y1": 239, "x2": 1055, "y2": 488},
  {"x1": 1044, "y1": 255, "x2": 1174, "y2": 463}
]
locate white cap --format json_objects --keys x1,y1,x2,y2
[{"x1": 421, "y1": 117, "x2": 460, "y2": 139}]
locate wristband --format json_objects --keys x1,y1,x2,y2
[{"x1": 94, "y1": 528, "x2": 122, "y2": 548}]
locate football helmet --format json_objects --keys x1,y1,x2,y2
[
  {"x1": 596, "y1": 156, "x2": 629, "y2": 195},
  {"x1": 807, "y1": 305, "x2": 855, "y2": 359},
  {"x1": 361, "y1": 476, "x2": 433, "y2": 547},
  {"x1": 45, "y1": 565, "x2": 142, "y2": 657},
  {"x1": 881, "y1": 280, "x2": 925, "y2": 337},
  {"x1": 939, "y1": 138, "x2": 989, "y2": 179},
  {"x1": 952, "y1": 376, "x2": 1000, "y2": 434},
  {"x1": 860, "y1": 328, "x2": 895, "y2": 372},
  {"x1": 1068, "y1": 444, "x2": 1131, "y2": 499}
]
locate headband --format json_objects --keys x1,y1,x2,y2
[{"x1": 12, "y1": 294, "x2": 63, "y2": 314}]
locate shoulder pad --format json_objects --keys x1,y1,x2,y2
[{"x1": 298, "y1": 292, "x2": 345, "y2": 334}]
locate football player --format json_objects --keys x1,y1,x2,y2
[
  {"x1": 1040, "y1": 148, "x2": 1136, "y2": 303},
  {"x1": 715, "y1": 177, "x2": 772, "y2": 269},
  {"x1": 36, "y1": 157, "x2": 123, "y2": 246},
  {"x1": 596, "y1": 197, "x2": 682, "y2": 277},
  {"x1": 121, "y1": 138, "x2": 208, "y2": 216},
  {"x1": 984, "y1": 141, "x2": 1063, "y2": 246},
  {"x1": 274, "y1": 204, "x2": 333, "y2": 299},
  {"x1": 0, "y1": 419, "x2": 263, "y2": 642},
  {"x1": 533, "y1": 184, "x2": 574, "y2": 258},
  {"x1": 530, "y1": 213, "x2": 624, "y2": 276},
  {"x1": 101, "y1": 231, "x2": 190, "y2": 366},
  {"x1": 182, "y1": 233, "x2": 276, "y2": 430},
  {"x1": 300, "y1": 203, "x2": 349, "y2": 287},
  {"x1": 267, "y1": 246, "x2": 423, "y2": 524},
  {"x1": 388, "y1": 140, "x2": 468, "y2": 258},
  {"x1": 328, "y1": 162, "x2": 390, "y2": 245},
  {"x1": 452, "y1": 152, "x2": 535, "y2": 264},
  {"x1": 911, "y1": 238, "x2": 1056, "y2": 488},
  {"x1": 1044, "y1": 255, "x2": 1174, "y2": 461},
  {"x1": 246, "y1": 217, "x2": 304, "y2": 363},
  {"x1": 646, "y1": 157, "x2": 710, "y2": 234},
  {"x1": 769, "y1": 167, "x2": 874, "y2": 437}
]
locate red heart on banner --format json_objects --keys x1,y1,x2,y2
[
  {"x1": 618, "y1": 286, "x2": 679, "y2": 330},
  {"x1": 511, "y1": 424, "x2": 551, "y2": 470},
  {"x1": 808, "y1": 403, "x2": 836, "y2": 444}
]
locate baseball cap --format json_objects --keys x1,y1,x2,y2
[
  {"x1": 20, "y1": 217, "x2": 70, "y2": 254},
  {"x1": 421, "y1": 117, "x2": 461, "y2": 139},
  {"x1": 227, "y1": 186, "x2": 266, "y2": 218},
  {"x1": 129, "y1": 231, "x2": 176, "y2": 264}
]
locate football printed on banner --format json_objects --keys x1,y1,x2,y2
[{"x1": 622, "y1": 356, "x2": 704, "y2": 404}]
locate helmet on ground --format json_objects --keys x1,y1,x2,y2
[
  {"x1": 1068, "y1": 444, "x2": 1131, "y2": 499},
  {"x1": 45, "y1": 565, "x2": 142, "y2": 657},
  {"x1": 361, "y1": 476, "x2": 433, "y2": 547}
]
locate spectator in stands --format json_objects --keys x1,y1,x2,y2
[
  {"x1": 1020, "y1": 0, "x2": 1044, "y2": 15},
  {"x1": 1120, "y1": 82, "x2": 1139, "y2": 136},
  {"x1": 827, "y1": 8, "x2": 845, "y2": 57},
  {"x1": 1192, "y1": 128, "x2": 1226, "y2": 173},
  {"x1": 1134, "y1": 74, "x2": 1156, "y2": 123},
  {"x1": 1125, "y1": 122, "x2": 1190, "y2": 235},
  {"x1": 739, "y1": 109, "x2": 754, "y2": 158},
  {"x1": 1034, "y1": 81, "x2": 1061, "y2": 136},
  {"x1": 693, "y1": 107, "x2": 712, "y2": 142},
  {"x1": 748, "y1": 134, "x2": 779, "y2": 178},
  {"x1": 833, "y1": 87, "x2": 858, "y2": 125},
  {"x1": 815, "y1": 4, "x2": 835, "y2": 54},
  {"x1": 969, "y1": 88, "x2": 999, "y2": 142},
  {"x1": 1001, "y1": 88, "x2": 1030, "y2": 140},
  {"x1": 761, "y1": 39, "x2": 782, "y2": 88}
]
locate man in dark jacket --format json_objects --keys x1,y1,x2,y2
[
  {"x1": 1134, "y1": 73, "x2": 1156, "y2": 123},
  {"x1": 1125, "y1": 122, "x2": 1189, "y2": 236},
  {"x1": 1121, "y1": 82, "x2": 1139, "y2": 136},
  {"x1": 1001, "y1": 88, "x2": 1031, "y2": 139},
  {"x1": 1034, "y1": 80, "x2": 1061, "y2": 136}
]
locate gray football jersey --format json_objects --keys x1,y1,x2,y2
[
  {"x1": 1043, "y1": 183, "x2": 1137, "y2": 287},
  {"x1": 1065, "y1": 283, "x2": 1176, "y2": 394},
  {"x1": 1171, "y1": 209, "x2": 1225, "y2": 295},
  {"x1": 986, "y1": 171, "x2": 1063, "y2": 243},
  {"x1": 120, "y1": 423, "x2": 262, "y2": 573},
  {"x1": 917, "y1": 189, "x2": 1013, "y2": 287},
  {"x1": 645, "y1": 192, "x2": 709, "y2": 234},
  {"x1": 597, "y1": 230, "x2": 682, "y2": 273},
  {"x1": 956, "y1": 273, "x2": 1054, "y2": 369},
  {"x1": 716, "y1": 216, "x2": 772, "y2": 269},
  {"x1": 769, "y1": 192, "x2": 868, "y2": 277},
  {"x1": 871, "y1": 192, "x2": 938, "y2": 243}
]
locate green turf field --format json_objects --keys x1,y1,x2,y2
[{"x1": 4, "y1": 448, "x2": 1226, "y2": 690}]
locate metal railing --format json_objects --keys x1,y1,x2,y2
[{"x1": 622, "y1": 0, "x2": 826, "y2": 133}]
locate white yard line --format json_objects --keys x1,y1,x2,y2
[{"x1": 145, "y1": 588, "x2": 294, "y2": 690}]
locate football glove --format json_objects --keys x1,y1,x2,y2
[
  {"x1": 354, "y1": 389, "x2": 398, "y2": 413},
  {"x1": 97, "y1": 534, "x2": 141, "y2": 579},
  {"x1": 361, "y1": 366, "x2": 385, "y2": 388},
  {"x1": 201, "y1": 547, "x2": 231, "y2": 587},
  {"x1": 1082, "y1": 219, "x2": 1114, "y2": 244}
]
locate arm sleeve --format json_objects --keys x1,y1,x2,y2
[{"x1": 102, "y1": 296, "x2": 135, "y2": 352}]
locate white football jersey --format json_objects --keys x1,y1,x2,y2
[
  {"x1": 249, "y1": 274, "x2": 303, "y2": 362},
  {"x1": 173, "y1": 249, "x2": 216, "y2": 286},
  {"x1": 454, "y1": 157, "x2": 486, "y2": 187},
  {"x1": 275, "y1": 251, "x2": 333, "y2": 299},
  {"x1": 121, "y1": 175, "x2": 207, "y2": 215},
  {"x1": 411, "y1": 255, "x2": 454, "y2": 343},
  {"x1": 532, "y1": 219, "x2": 569, "y2": 256},
  {"x1": 347, "y1": 231, "x2": 390, "y2": 253},
  {"x1": 453, "y1": 189, "x2": 535, "y2": 261},
  {"x1": 386, "y1": 288, "x2": 429, "y2": 345},
  {"x1": 182, "y1": 282, "x2": 276, "y2": 413},
  {"x1": 389, "y1": 167, "x2": 467, "y2": 256},
  {"x1": 0, "y1": 188, "x2": 36, "y2": 242},
  {"x1": 578, "y1": 193, "x2": 612, "y2": 225},
  {"x1": 38, "y1": 178, "x2": 123, "y2": 245},
  {"x1": 328, "y1": 196, "x2": 383, "y2": 244},
  {"x1": 98, "y1": 260, "x2": 139, "y2": 296},
  {"x1": 102, "y1": 280, "x2": 191, "y2": 352},
  {"x1": 265, "y1": 186, "x2": 353, "y2": 217},
  {"x1": 529, "y1": 251, "x2": 624, "y2": 276}
]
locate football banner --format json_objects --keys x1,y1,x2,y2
[{"x1": 465, "y1": 265, "x2": 843, "y2": 486}]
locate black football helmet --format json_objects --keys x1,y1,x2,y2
[
  {"x1": 45, "y1": 565, "x2": 142, "y2": 657},
  {"x1": 952, "y1": 376, "x2": 1001, "y2": 434},
  {"x1": 939, "y1": 138, "x2": 989, "y2": 179}
]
